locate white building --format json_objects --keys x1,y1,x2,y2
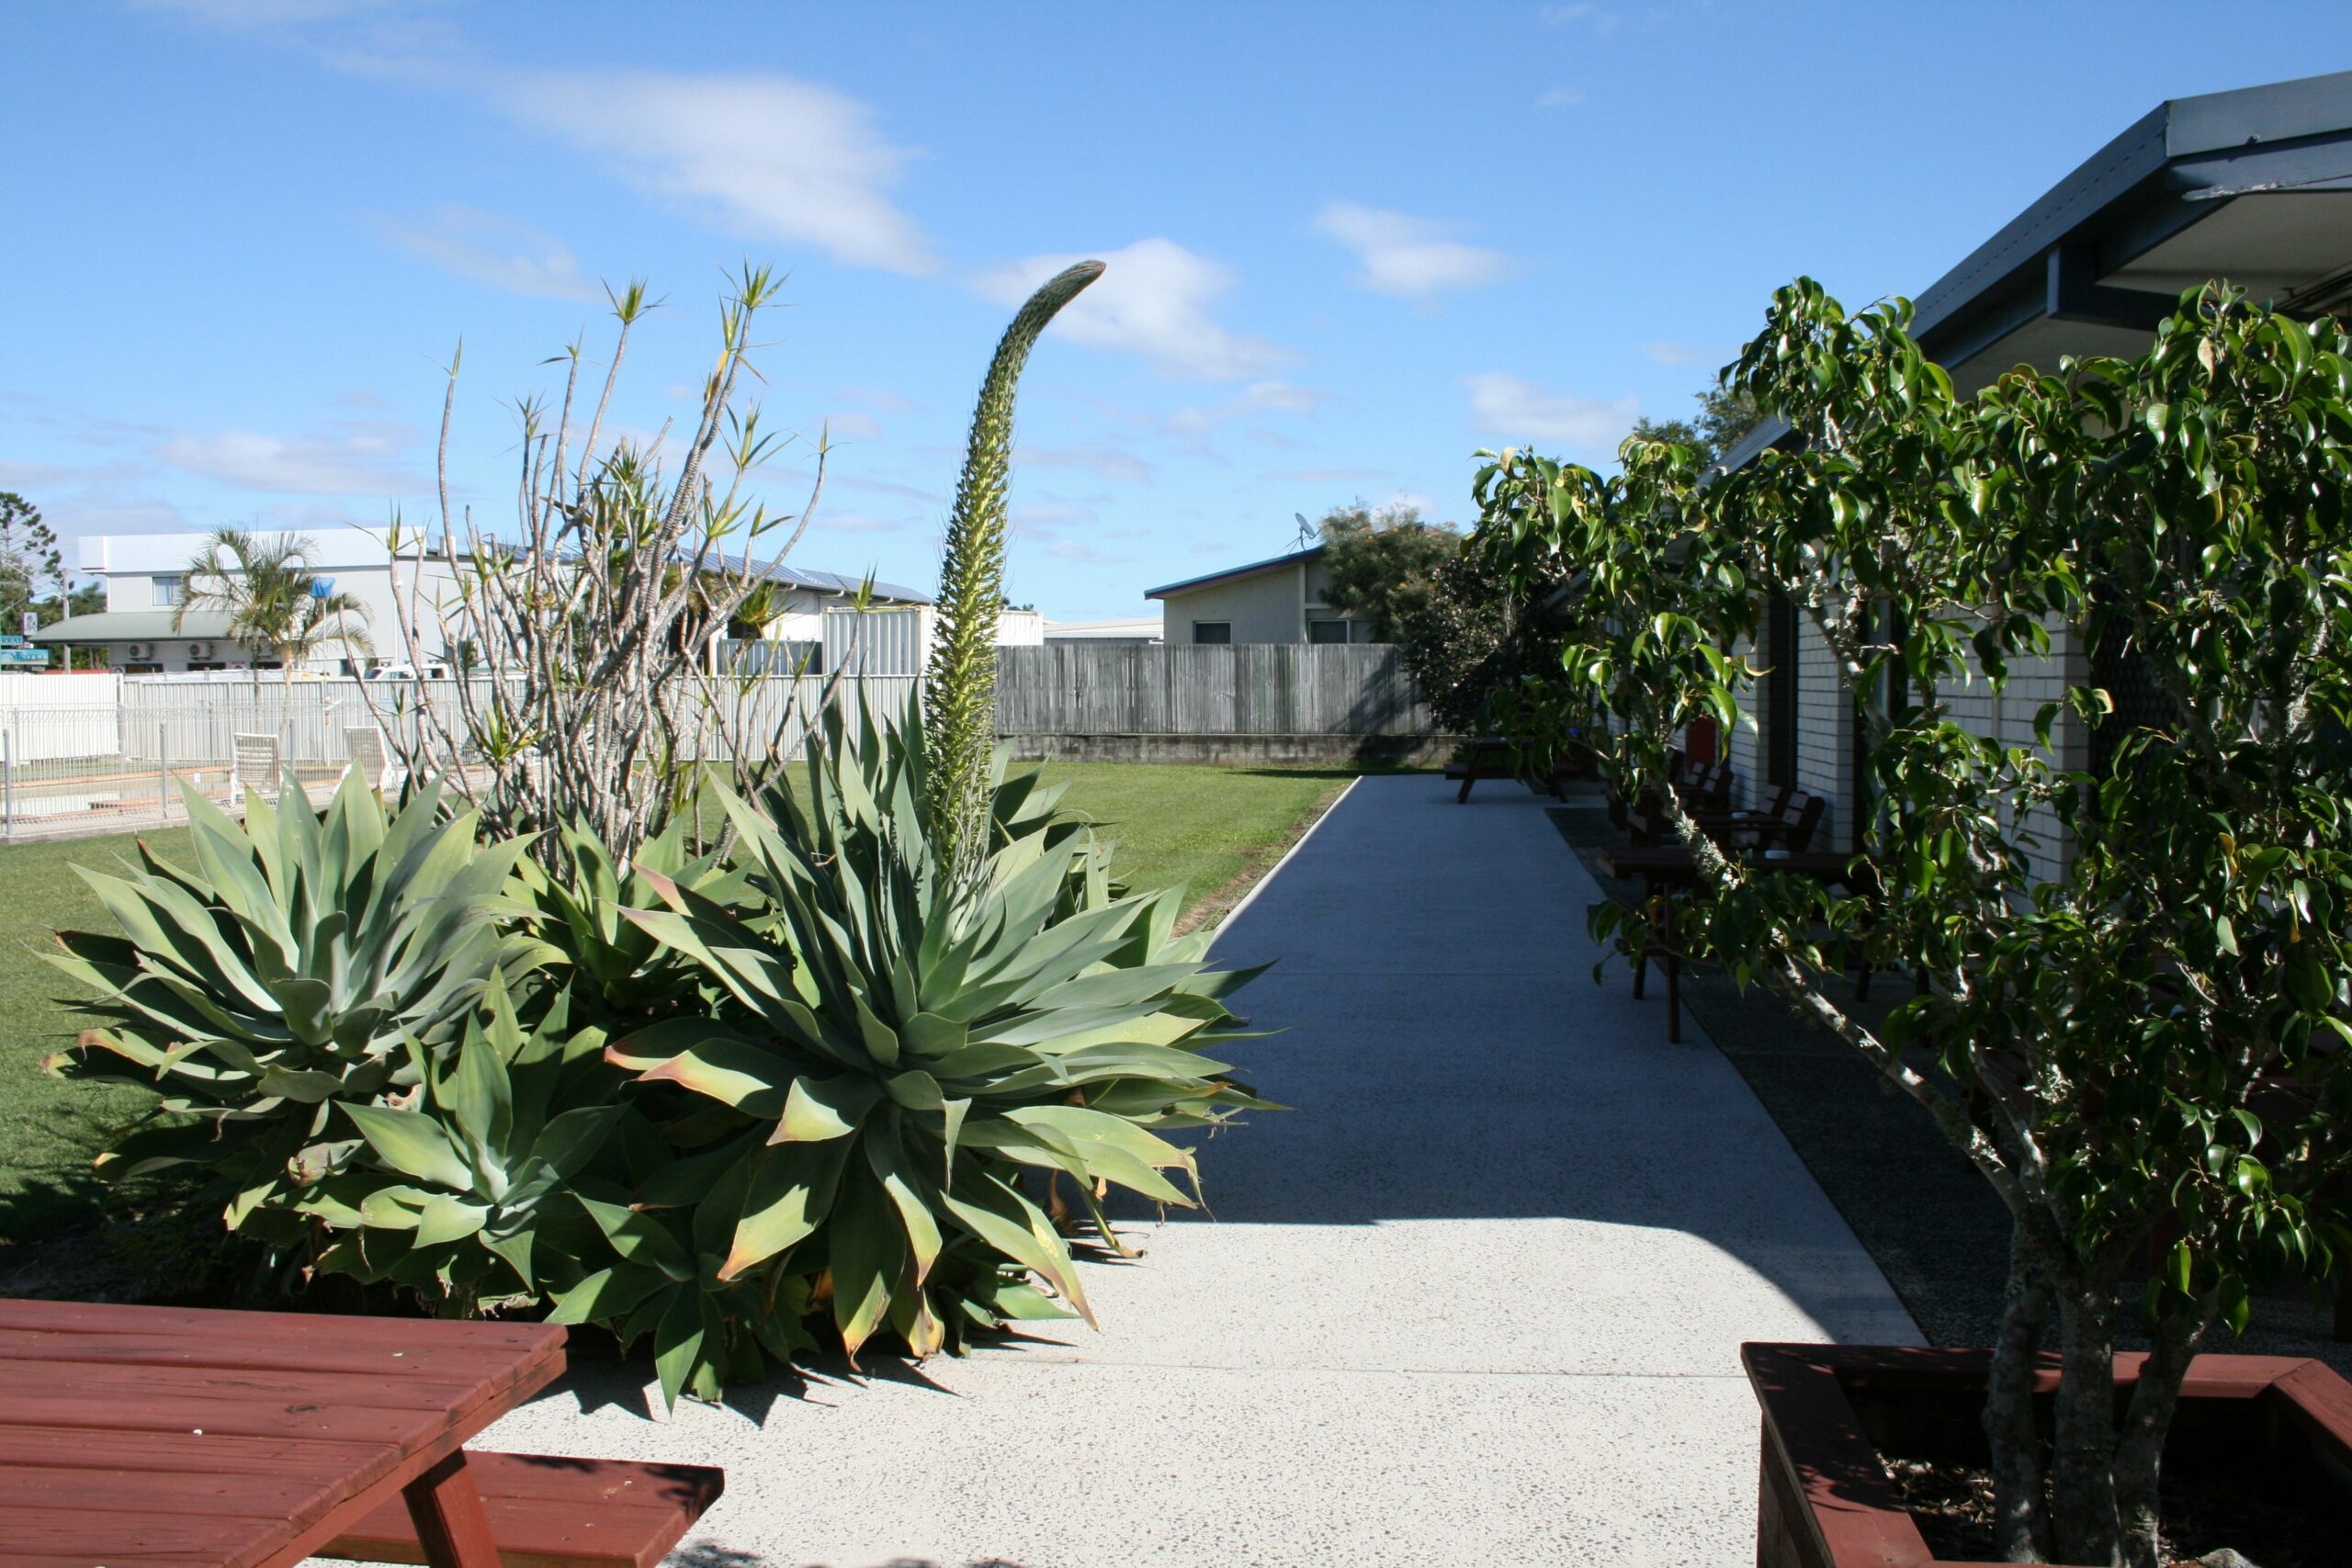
[{"x1": 819, "y1": 604, "x2": 1045, "y2": 675}]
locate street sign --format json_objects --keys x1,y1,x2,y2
[
  {"x1": 0, "y1": 634, "x2": 24, "y2": 648},
  {"x1": 0, "y1": 648, "x2": 51, "y2": 666}
]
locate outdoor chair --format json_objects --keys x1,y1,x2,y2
[
  {"x1": 232, "y1": 731, "x2": 281, "y2": 806},
  {"x1": 344, "y1": 725, "x2": 406, "y2": 796}
]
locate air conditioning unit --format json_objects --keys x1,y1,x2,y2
[
  {"x1": 186, "y1": 643, "x2": 212, "y2": 660},
  {"x1": 125, "y1": 643, "x2": 148, "y2": 660}
]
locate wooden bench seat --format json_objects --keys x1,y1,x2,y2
[{"x1": 322, "y1": 1451, "x2": 725, "y2": 1568}]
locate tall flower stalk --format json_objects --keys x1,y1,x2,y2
[{"x1": 923, "y1": 260, "x2": 1103, "y2": 885}]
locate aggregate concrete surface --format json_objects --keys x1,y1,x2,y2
[{"x1": 462, "y1": 774, "x2": 1919, "y2": 1568}]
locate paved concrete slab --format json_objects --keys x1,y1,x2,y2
[{"x1": 469, "y1": 774, "x2": 1917, "y2": 1567}]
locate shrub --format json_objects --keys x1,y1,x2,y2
[
  {"x1": 589, "y1": 699, "x2": 1268, "y2": 1399},
  {"x1": 1485, "y1": 280, "x2": 2352, "y2": 1567},
  {"x1": 51, "y1": 771, "x2": 537, "y2": 1240}
]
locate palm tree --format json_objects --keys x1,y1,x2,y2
[{"x1": 175, "y1": 528, "x2": 372, "y2": 688}]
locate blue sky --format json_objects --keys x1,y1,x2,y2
[{"x1": 3, "y1": 2, "x2": 2345, "y2": 618}]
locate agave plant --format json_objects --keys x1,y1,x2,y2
[
  {"x1": 588, "y1": 698, "x2": 1268, "y2": 1402},
  {"x1": 50, "y1": 769, "x2": 537, "y2": 1229},
  {"x1": 514, "y1": 818, "x2": 746, "y2": 1025},
  {"x1": 296, "y1": 974, "x2": 622, "y2": 1310}
]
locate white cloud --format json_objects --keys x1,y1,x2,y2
[
  {"x1": 371, "y1": 206, "x2": 601, "y2": 301},
  {"x1": 1464, "y1": 372, "x2": 1638, "y2": 450},
  {"x1": 822, "y1": 412, "x2": 884, "y2": 442},
  {"x1": 1164, "y1": 379, "x2": 1326, "y2": 435},
  {"x1": 808, "y1": 509, "x2": 911, "y2": 535},
  {"x1": 1539, "y1": 2, "x2": 1618, "y2": 30},
  {"x1": 495, "y1": 70, "x2": 935, "y2": 276},
  {"x1": 1317, "y1": 202, "x2": 1515, "y2": 298},
  {"x1": 1266, "y1": 467, "x2": 1396, "y2": 484},
  {"x1": 155, "y1": 422, "x2": 426, "y2": 495},
  {"x1": 135, "y1": 0, "x2": 403, "y2": 28},
  {"x1": 1643, "y1": 339, "x2": 1724, "y2": 367},
  {"x1": 837, "y1": 386, "x2": 916, "y2": 415},
  {"x1": 974, "y1": 239, "x2": 1286, "y2": 381},
  {"x1": 1537, "y1": 86, "x2": 1587, "y2": 108},
  {"x1": 1017, "y1": 442, "x2": 1154, "y2": 484}
]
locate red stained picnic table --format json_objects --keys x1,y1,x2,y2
[{"x1": 0, "y1": 1296, "x2": 566, "y2": 1568}]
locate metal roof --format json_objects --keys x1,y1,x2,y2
[
  {"x1": 1146, "y1": 545, "x2": 1324, "y2": 601},
  {"x1": 1719, "y1": 68, "x2": 2352, "y2": 472},
  {"x1": 685, "y1": 550, "x2": 932, "y2": 606},
  {"x1": 34, "y1": 610, "x2": 236, "y2": 644}
]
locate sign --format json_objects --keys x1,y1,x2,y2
[
  {"x1": 16, "y1": 611, "x2": 31, "y2": 637},
  {"x1": 0, "y1": 648, "x2": 52, "y2": 667},
  {"x1": 0, "y1": 634, "x2": 24, "y2": 647}
]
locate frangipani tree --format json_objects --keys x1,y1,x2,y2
[{"x1": 1482, "y1": 281, "x2": 2352, "y2": 1567}]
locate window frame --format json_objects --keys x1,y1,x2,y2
[{"x1": 1192, "y1": 621, "x2": 1233, "y2": 645}]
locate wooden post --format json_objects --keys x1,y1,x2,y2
[{"x1": 400, "y1": 1451, "x2": 503, "y2": 1568}]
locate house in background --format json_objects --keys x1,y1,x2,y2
[
  {"x1": 38, "y1": 528, "x2": 445, "y2": 675},
  {"x1": 1145, "y1": 545, "x2": 1373, "y2": 646},
  {"x1": 1719, "y1": 67, "x2": 2352, "y2": 870},
  {"x1": 42, "y1": 530, "x2": 933, "y2": 677}
]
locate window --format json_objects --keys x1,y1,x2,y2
[
  {"x1": 1764, "y1": 592, "x2": 1799, "y2": 788},
  {"x1": 1193, "y1": 621, "x2": 1232, "y2": 645},
  {"x1": 151, "y1": 575, "x2": 183, "y2": 607},
  {"x1": 1307, "y1": 618, "x2": 1351, "y2": 645}
]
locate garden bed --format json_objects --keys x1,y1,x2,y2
[{"x1": 1745, "y1": 1343, "x2": 2352, "y2": 1568}]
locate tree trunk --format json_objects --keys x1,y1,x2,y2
[
  {"x1": 1985, "y1": 1224, "x2": 2056, "y2": 1562},
  {"x1": 2111, "y1": 1290, "x2": 2214, "y2": 1568},
  {"x1": 2050, "y1": 1272, "x2": 2123, "y2": 1566}
]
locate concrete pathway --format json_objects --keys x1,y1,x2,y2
[{"x1": 474, "y1": 774, "x2": 1917, "y2": 1567}]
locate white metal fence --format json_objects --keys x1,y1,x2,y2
[
  {"x1": 0, "y1": 676, "x2": 922, "y2": 840},
  {"x1": 0, "y1": 648, "x2": 1427, "y2": 840}
]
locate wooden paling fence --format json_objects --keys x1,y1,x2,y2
[{"x1": 990, "y1": 644, "x2": 1433, "y2": 737}]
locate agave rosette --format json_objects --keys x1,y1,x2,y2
[
  {"x1": 592, "y1": 701, "x2": 1267, "y2": 1395},
  {"x1": 49, "y1": 768, "x2": 538, "y2": 1219}
]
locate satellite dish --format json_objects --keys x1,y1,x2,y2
[{"x1": 1293, "y1": 512, "x2": 1316, "y2": 550}]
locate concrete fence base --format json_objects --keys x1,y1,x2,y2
[{"x1": 1000, "y1": 732, "x2": 1463, "y2": 768}]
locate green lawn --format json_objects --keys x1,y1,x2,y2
[{"x1": 0, "y1": 762, "x2": 1351, "y2": 1248}]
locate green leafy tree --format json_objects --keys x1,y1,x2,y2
[
  {"x1": 1631, "y1": 383, "x2": 1765, "y2": 468},
  {"x1": 0, "y1": 491, "x2": 63, "y2": 629},
  {"x1": 924, "y1": 260, "x2": 1103, "y2": 886},
  {"x1": 1314, "y1": 502, "x2": 1458, "y2": 641},
  {"x1": 176, "y1": 527, "x2": 373, "y2": 688},
  {"x1": 1481, "y1": 279, "x2": 2352, "y2": 1568}
]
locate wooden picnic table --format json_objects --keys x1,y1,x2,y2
[
  {"x1": 1592, "y1": 844, "x2": 1874, "y2": 1043},
  {"x1": 0, "y1": 1296, "x2": 707, "y2": 1568}
]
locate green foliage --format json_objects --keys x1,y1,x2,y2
[
  {"x1": 300, "y1": 976, "x2": 620, "y2": 1312},
  {"x1": 0, "y1": 491, "x2": 63, "y2": 627},
  {"x1": 1481, "y1": 276, "x2": 2352, "y2": 1567},
  {"x1": 176, "y1": 527, "x2": 374, "y2": 682},
  {"x1": 50, "y1": 772, "x2": 537, "y2": 1227},
  {"x1": 51, "y1": 715, "x2": 1269, "y2": 1408},
  {"x1": 1314, "y1": 502, "x2": 1458, "y2": 641},
  {"x1": 595, "y1": 697, "x2": 1267, "y2": 1400},
  {"x1": 925, "y1": 261, "x2": 1104, "y2": 886}
]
